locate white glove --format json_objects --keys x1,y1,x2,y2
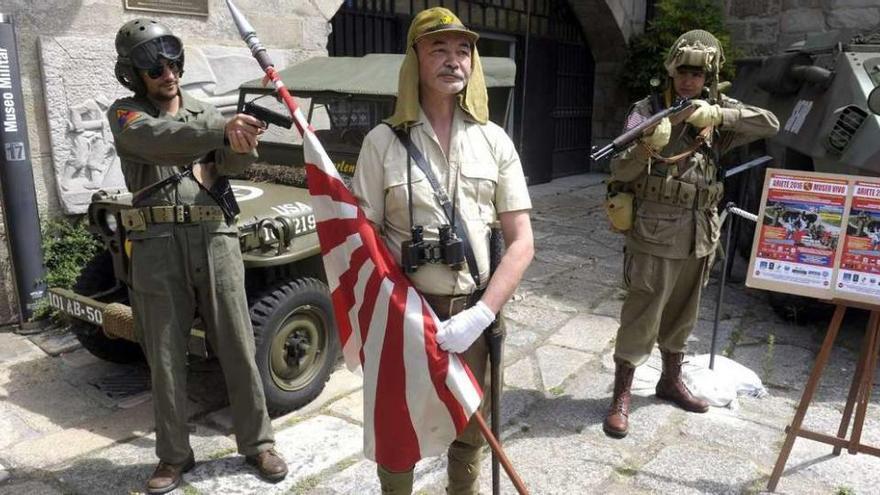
[
  {"x1": 641, "y1": 117, "x2": 671, "y2": 150},
  {"x1": 686, "y1": 99, "x2": 723, "y2": 128},
  {"x1": 436, "y1": 301, "x2": 495, "y2": 354}
]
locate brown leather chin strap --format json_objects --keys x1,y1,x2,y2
[{"x1": 640, "y1": 125, "x2": 714, "y2": 165}]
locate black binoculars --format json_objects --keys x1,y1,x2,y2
[{"x1": 400, "y1": 225, "x2": 465, "y2": 273}]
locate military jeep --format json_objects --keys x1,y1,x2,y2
[{"x1": 48, "y1": 53, "x2": 516, "y2": 415}]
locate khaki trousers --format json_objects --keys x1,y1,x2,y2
[
  {"x1": 130, "y1": 224, "x2": 274, "y2": 463},
  {"x1": 378, "y1": 310, "x2": 504, "y2": 495},
  {"x1": 614, "y1": 250, "x2": 709, "y2": 367}
]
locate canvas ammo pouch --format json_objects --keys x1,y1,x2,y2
[{"x1": 631, "y1": 175, "x2": 723, "y2": 210}]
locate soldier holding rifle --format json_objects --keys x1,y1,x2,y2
[{"x1": 602, "y1": 30, "x2": 779, "y2": 438}]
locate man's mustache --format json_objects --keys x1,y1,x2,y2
[{"x1": 438, "y1": 70, "x2": 464, "y2": 80}]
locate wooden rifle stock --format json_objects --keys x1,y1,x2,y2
[{"x1": 590, "y1": 99, "x2": 693, "y2": 163}]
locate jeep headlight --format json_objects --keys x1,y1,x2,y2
[{"x1": 104, "y1": 210, "x2": 118, "y2": 234}]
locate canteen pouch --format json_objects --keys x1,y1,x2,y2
[{"x1": 605, "y1": 191, "x2": 634, "y2": 233}]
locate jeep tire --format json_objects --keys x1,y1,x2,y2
[
  {"x1": 250, "y1": 278, "x2": 339, "y2": 416},
  {"x1": 69, "y1": 250, "x2": 145, "y2": 363}
]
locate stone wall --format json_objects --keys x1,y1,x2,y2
[
  {"x1": 569, "y1": 0, "x2": 648, "y2": 159},
  {"x1": 0, "y1": 0, "x2": 341, "y2": 325},
  {"x1": 725, "y1": 0, "x2": 880, "y2": 56}
]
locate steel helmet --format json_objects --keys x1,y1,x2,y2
[
  {"x1": 664, "y1": 29, "x2": 725, "y2": 100},
  {"x1": 114, "y1": 18, "x2": 184, "y2": 94}
]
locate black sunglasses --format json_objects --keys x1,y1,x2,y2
[{"x1": 145, "y1": 60, "x2": 181, "y2": 79}]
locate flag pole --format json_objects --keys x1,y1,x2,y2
[{"x1": 473, "y1": 411, "x2": 529, "y2": 495}]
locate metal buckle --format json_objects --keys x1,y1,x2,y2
[
  {"x1": 174, "y1": 205, "x2": 190, "y2": 223},
  {"x1": 448, "y1": 295, "x2": 468, "y2": 315},
  {"x1": 435, "y1": 190, "x2": 451, "y2": 206}
]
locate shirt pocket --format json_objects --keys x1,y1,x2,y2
[
  {"x1": 384, "y1": 167, "x2": 435, "y2": 228},
  {"x1": 632, "y1": 208, "x2": 682, "y2": 246},
  {"x1": 460, "y1": 161, "x2": 498, "y2": 221}
]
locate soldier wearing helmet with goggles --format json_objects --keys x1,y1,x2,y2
[
  {"x1": 603, "y1": 30, "x2": 780, "y2": 439},
  {"x1": 107, "y1": 18, "x2": 287, "y2": 493}
]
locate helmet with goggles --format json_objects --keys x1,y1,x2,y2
[{"x1": 114, "y1": 18, "x2": 184, "y2": 94}]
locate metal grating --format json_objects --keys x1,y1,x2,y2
[
  {"x1": 90, "y1": 367, "x2": 151, "y2": 399},
  {"x1": 826, "y1": 105, "x2": 868, "y2": 154}
]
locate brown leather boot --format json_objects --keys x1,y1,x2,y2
[
  {"x1": 603, "y1": 359, "x2": 635, "y2": 438},
  {"x1": 146, "y1": 451, "x2": 195, "y2": 494},
  {"x1": 246, "y1": 448, "x2": 289, "y2": 482},
  {"x1": 655, "y1": 350, "x2": 709, "y2": 413}
]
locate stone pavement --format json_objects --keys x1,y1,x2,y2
[{"x1": 2, "y1": 173, "x2": 880, "y2": 494}]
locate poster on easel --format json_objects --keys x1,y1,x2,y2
[
  {"x1": 834, "y1": 179, "x2": 880, "y2": 304},
  {"x1": 746, "y1": 169, "x2": 849, "y2": 300}
]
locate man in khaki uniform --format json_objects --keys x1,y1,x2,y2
[
  {"x1": 108, "y1": 19, "x2": 287, "y2": 493},
  {"x1": 604, "y1": 30, "x2": 779, "y2": 438},
  {"x1": 352, "y1": 8, "x2": 534, "y2": 494}
]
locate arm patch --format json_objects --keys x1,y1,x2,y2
[{"x1": 116, "y1": 109, "x2": 142, "y2": 129}]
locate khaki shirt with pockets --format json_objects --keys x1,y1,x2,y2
[
  {"x1": 352, "y1": 107, "x2": 531, "y2": 295},
  {"x1": 107, "y1": 91, "x2": 257, "y2": 238}
]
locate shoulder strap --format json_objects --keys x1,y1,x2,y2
[{"x1": 388, "y1": 125, "x2": 482, "y2": 288}]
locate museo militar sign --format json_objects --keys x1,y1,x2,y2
[{"x1": 124, "y1": 0, "x2": 209, "y2": 16}]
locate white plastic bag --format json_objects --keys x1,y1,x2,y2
[{"x1": 681, "y1": 354, "x2": 768, "y2": 408}]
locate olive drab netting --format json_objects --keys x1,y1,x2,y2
[{"x1": 664, "y1": 29, "x2": 725, "y2": 100}]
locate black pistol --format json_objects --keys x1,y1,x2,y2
[{"x1": 239, "y1": 101, "x2": 293, "y2": 129}]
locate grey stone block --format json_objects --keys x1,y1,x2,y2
[
  {"x1": 779, "y1": 9, "x2": 827, "y2": 32},
  {"x1": 535, "y1": 345, "x2": 590, "y2": 392},
  {"x1": 730, "y1": 0, "x2": 782, "y2": 17},
  {"x1": 0, "y1": 331, "x2": 44, "y2": 364},
  {"x1": 0, "y1": 402, "x2": 42, "y2": 450},
  {"x1": 549, "y1": 313, "x2": 618, "y2": 355},
  {"x1": 476, "y1": 430, "x2": 626, "y2": 495},
  {"x1": 827, "y1": 7, "x2": 880, "y2": 29},
  {"x1": 187, "y1": 415, "x2": 362, "y2": 494},
  {"x1": 28, "y1": 329, "x2": 80, "y2": 356},
  {"x1": 633, "y1": 443, "x2": 760, "y2": 494},
  {"x1": 0, "y1": 481, "x2": 61, "y2": 495}
]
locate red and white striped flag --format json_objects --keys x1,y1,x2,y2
[{"x1": 300, "y1": 121, "x2": 483, "y2": 471}]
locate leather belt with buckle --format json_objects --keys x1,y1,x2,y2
[{"x1": 422, "y1": 289, "x2": 485, "y2": 319}]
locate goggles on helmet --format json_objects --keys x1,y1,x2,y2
[{"x1": 130, "y1": 36, "x2": 183, "y2": 69}]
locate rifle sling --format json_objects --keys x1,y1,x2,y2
[
  {"x1": 390, "y1": 126, "x2": 482, "y2": 289},
  {"x1": 639, "y1": 124, "x2": 713, "y2": 169}
]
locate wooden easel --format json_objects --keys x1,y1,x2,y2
[{"x1": 767, "y1": 301, "x2": 880, "y2": 492}]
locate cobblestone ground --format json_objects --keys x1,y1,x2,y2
[{"x1": 2, "y1": 173, "x2": 880, "y2": 494}]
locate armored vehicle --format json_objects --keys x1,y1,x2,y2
[
  {"x1": 48, "y1": 53, "x2": 517, "y2": 415},
  {"x1": 724, "y1": 29, "x2": 880, "y2": 321}
]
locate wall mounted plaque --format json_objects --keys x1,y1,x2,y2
[{"x1": 124, "y1": 0, "x2": 208, "y2": 17}]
